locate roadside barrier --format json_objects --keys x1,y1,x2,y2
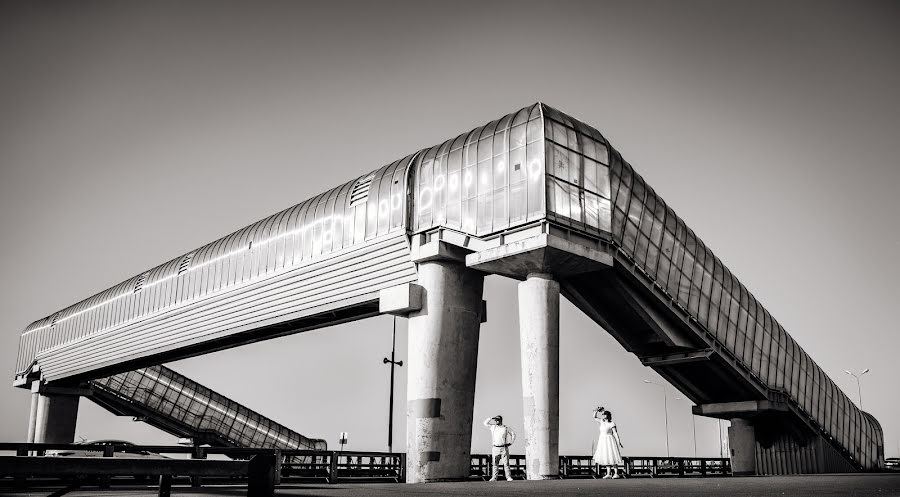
[{"x1": 0, "y1": 442, "x2": 731, "y2": 494}]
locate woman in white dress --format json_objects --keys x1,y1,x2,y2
[{"x1": 592, "y1": 407, "x2": 625, "y2": 478}]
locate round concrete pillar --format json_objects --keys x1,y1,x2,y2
[
  {"x1": 26, "y1": 390, "x2": 39, "y2": 443},
  {"x1": 406, "y1": 260, "x2": 484, "y2": 483},
  {"x1": 33, "y1": 393, "x2": 79, "y2": 443},
  {"x1": 729, "y1": 418, "x2": 757, "y2": 475},
  {"x1": 518, "y1": 273, "x2": 560, "y2": 479}
]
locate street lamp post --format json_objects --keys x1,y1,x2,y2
[
  {"x1": 690, "y1": 413, "x2": 696, "y2": 458},
  {"x1": 718, "y1": 419, "x2": 725, "y2": 458},
  {"x1": 644, "y1": 380, "x2": 670, "y2": 458},
  {"x1": 383, "y1": 317, "x2": 404, "y2": 453},
  {"x1": 844, "y1": 368, "x2": 869, "y2": 410}
]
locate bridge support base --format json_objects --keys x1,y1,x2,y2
[
  {"x1": 729, "y1": 418, "x2": 756, "y2": 475},
  {"x1": 33, "y1": 389, "x2": 80, "y2": 443},
  {"x1": 518, "y1": 273, "x2": 560, "y2": 479},
  {"x1": 406, "y1": 259, "x2": 484, "y2": 483}
]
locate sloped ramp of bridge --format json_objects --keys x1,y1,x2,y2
[
  {"x1": 89, "y1": 364, "x2": 325, "y2": 451},
  {"x1": 552, "y1": 138, "x2": 882, "y2": 473}
]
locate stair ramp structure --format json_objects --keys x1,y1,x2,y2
[{"x1": 90, "y1": 364, "x2": 325, "y2": 451}]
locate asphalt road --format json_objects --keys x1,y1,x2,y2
[{"x1": 4, "y1": 474, "x2": 900, "y2": 497}]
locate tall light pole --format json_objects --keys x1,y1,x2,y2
[
  {"x1": 718, "y1": 419, "x2": 725, "y2": 458},
  {"x1": 644, "y1": 379, "x2": 670, "y2": 457},
  {"x1": 383, "y1": 317, "x2": 403, "y2": 453},
  {"x1": 844, "y1": 368, "x2": 869, "y2": 410}
]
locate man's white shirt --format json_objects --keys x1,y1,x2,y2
[{"x1": 484, "y1": 418, "x2": 516, "y2": 447}]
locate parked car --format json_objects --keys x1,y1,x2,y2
[
  {"x1": 47, "y1": 439, "x2": 168, "y2": 459},
  {"x1": 885, "y1": 458, "x2": 899, "y2": 470}
]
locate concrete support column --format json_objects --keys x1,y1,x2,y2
[
  {"x1": 406, "y1": 260, "x2": 484, "y2": 483},
  {"x1": 33, "y1": 392, "x2": 80, "y2": 443},
  {"x1": 26, "y1": 383, "x2": 40, "y2": 443},
  {"x1": 518, "y1": 273, "x2": 560, "y2": 480},
  {"x1": 728, "y1": 418, "x2": 756, "y2": 475}
]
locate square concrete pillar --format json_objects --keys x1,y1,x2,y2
[{"x1": 729, "y1": 418, "x2": 757, "y2": 475}]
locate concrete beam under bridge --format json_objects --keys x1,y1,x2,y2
[
  {"x1": 640, "y1": 349, "x2": 714, "y2": 367},
  {"x1": 693, "y1": 399, "x2": 790, "y2": 419}
]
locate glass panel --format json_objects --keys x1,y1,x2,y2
[
  {"x1": 596, "y1": 164, "x2": 611, "y2": 199},
  {"x1": 527, "y1": 118, "x2": 542, "y2": 143},
  {"x1": 568, "y1": 148, "x2": 581, "y2": 186},
  {"x1": 597, "y1": 198, "x2": 611, "y2": 232},
  {"x1": 550, "y1": 142, "x2": 570, "y2": 182},
  {"x1": 389, "y1": 166, "x2": 404, "y2": 230},
  {"x1": 478, "y1": 137, "x2": 491, "y2": 163},
  {"x1": 526, "y1": 140, "x2": 544, "y2": 218},
  {"x1": 433, "y1": 155, "x2": 447, "y2": 226},
  {"x1": 584, "y1": 191, "x2": 599, "y2": 229},
  {"x1": 477, "y1": 160, "x2": 492, "y2": 197},
  {"x1": 550, "y1": 176, "x2": 570, "y2": 219},
  {"x1": 492, "y1": 154, "x2": 509, "y2": 230},
  {"x1": 584, "y1": 157, "x2": 598, "y2": 194},
  {"x1": 418, "y1": 157, "x2": 433, "y2": 229},
  {"x1": 377, "y1": 169, "x2": 392, "y2": 236},
  {"x1": 551, "y1": 121, "x2": 567, "y2": 148},
  {"x1": 656, "y1": 255, "x2": 671, "y2": 288},
  {"x1": 510, "y1": 124, "x2": 526, "y2": 149},
  {"x1": 447, "y1": 149, "x2": 462, "y2": 227},
  {"x1": 509, "y1": 147, "x2": 526, "y2": 222},
  {"x1": 494, "y1": 128, "x2": 508, "y2": 157}
]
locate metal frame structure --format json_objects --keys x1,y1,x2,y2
[{"x1": 13, "y1": 103, "x2": 883, "y2": 473}]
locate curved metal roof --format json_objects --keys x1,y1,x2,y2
[{"x1": 18, "y1": 153, "x2": 417, "y2": 374}]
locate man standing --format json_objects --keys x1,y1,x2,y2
[{"x1": 483, "y1": 415, "x2": 516, "y2": 481}]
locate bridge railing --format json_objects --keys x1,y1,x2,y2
[
  {"x1": 0, "y1": 443, "x2": 405, "y2": 486},
  {"x1": 469, "y1": 454, "x2": 732, "y2": 480},
  {"x1": 470, "y1": 453, "x2": 529, "y2": 480},
  {"x1": 623, "y1": 456, "x2": 732, "y2": 477},
  {"x1": 0, "y1": 443, "x2": 729, "y2": 489},
  {"x1": 280, "y1": 450, "x2": 405, "y2": 483}
]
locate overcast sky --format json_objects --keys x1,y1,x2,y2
[{"x1": 1, "y1": 1, "x2": 898, "y2": 459}]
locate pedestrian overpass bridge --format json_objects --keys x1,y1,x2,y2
[{"x1": 14, "y1": 103, "x2": 884, "y2": 481}]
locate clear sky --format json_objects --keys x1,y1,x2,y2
[{"x1": 1, "y1": 1, "x2": 898, "y2": 459}]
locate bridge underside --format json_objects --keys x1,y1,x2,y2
[{"x1": 559, "y1": 255, "x2": 864, "y2": 475}]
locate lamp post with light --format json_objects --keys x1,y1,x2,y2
[
  {"x1": 844, "y1": 368, "x2": 869, "y2": 410},
  {"x1": 383, "y1": 317, "x2": 403, "y2": 453}
]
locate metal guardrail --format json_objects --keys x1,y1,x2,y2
[
  {"x1": 470, "y1": 453, "x2": 529, "y2": 480},
  {"x1": 0, "y1": 453, "x2": 277, "y2": 497},
  {"x1": 280, "y1": 451, "x2": 405, "y2": 483},
  {"x1": 470, "y1": 454, "x2": 732, "y2": 479},
  {"x1": 0, "y1": 443, "x2": 729, "y2": 493},
  {"x1": 624, "y1": 456, "x2": 731, "y2": 477},
  {"x1": 0, "y1": 443, "x2": 405, "y2": 489}
]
